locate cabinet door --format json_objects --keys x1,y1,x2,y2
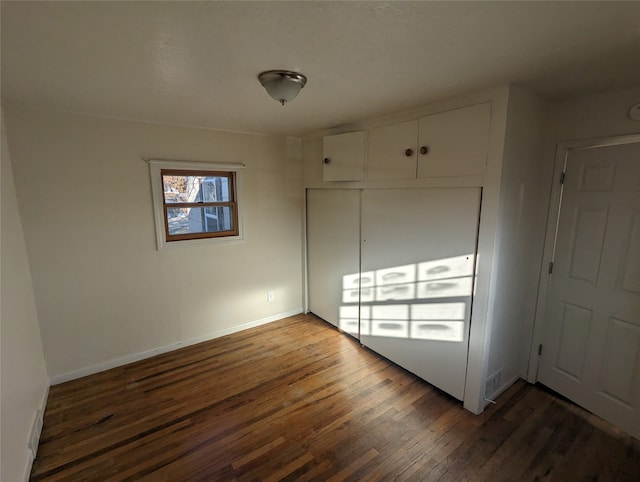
[
  {"x1": 306, "y1": 189, "x2": 361, "y2": 336},
  {"x1": 360, "y1": 188, "x2": 481, "y2": 400},
  {"x1": 322, "y1": 131, "x2": 366, "y2": 181},
  {"x1": 367, "y1": 120, "x2": 419, "y2": 180},
  {"x1": 417, "y1": 103, "x2": 491, "y2": 178}
]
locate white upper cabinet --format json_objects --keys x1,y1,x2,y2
[
  {"x1": 366, "y1": 103, "x2": 491, "y2": 180},
  {"x1": 368, "y1": 120, "x2": 419, "y2": 179},
  {"x1": 322, "y1": 131, "x2": 367, "y2": 181},
  {"x1": 417, "y1": 103, "x2": 491, "y2": 178}
]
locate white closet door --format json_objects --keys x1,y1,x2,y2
[
  {"x1": 306, "y1": 189, "x2": 361, "y2": 336},
  {"x1": 360, "y1": 188, "x2": 481, "y2": 400}
]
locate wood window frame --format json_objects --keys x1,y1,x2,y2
[
  {"x1": 161, "y1": 169, "x2": 239, "y2": 242},
  {"x1": 148, "y1": 160, "x2": 245, "y2": 250}
]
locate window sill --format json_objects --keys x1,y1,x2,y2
[{"x1": 158, "y1": 233, "x2": 245, "y2": 250}]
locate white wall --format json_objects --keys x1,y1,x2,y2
[
  {"x1": 4, "y1": 107, "x2": 303, "y2": 381},
  {"x1": 483, "y1": 88, "x2": 549, "y2": 396},
  {"x1": 549, "y1": 86, "x2": 640, "y2": 141},
  {"x1": 1, "y1": 108, "x2": 49, "y2": 482}
]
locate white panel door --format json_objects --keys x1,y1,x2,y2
[
  {"x1": 306, "y1": 189, "x2": 361, "y2": 336},
  {"x1": 360, "y1": 188, "x2": 481, "y2": 400},
  {"x1": 539, "y1": 142, "x2": 640, "y2": 439}
]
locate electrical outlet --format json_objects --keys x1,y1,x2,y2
[{"x1": 267, "y1": 291, "x2": 274, "y2": 302}]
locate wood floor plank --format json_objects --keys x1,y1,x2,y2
[{"x1": 31, "y1": 314, "x2": 640, "y2": 481}]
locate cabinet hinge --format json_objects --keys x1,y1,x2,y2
[
  {"x1": 548, "y1": 261, "x2": 554, "y2": 274},
  {"x1": 538, "y1": 344, "x2": 543, "y2": 356},
  {"x1": 560, "y1": 171, "x2": 566, "y2": 184}
]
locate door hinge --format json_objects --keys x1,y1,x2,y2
[
  {"x1": 560, "y1": 171, "x2": 566, "y2": 184},
  {"x1": 548, "y1": 261, "x2": 554, "y2": 274},
  {"x1": 538, "y1": 344, "x2": 543, "y2": 356}
]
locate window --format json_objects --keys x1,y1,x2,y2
[{"x1": 149, "y1": 160, "x2": 244, "y2": 249}]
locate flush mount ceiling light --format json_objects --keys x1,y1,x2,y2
[{"x1": 258, "y1": 70, "x2": 307, "y2": 105}]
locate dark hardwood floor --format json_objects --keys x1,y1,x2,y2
[{"x1": 32, "y1": 314, "x2": 640, "y2": 481}]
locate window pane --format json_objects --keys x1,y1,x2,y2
[
  {"x1": 167, "y1": 206, "x2": 234, "y2": 236},
  {"x1": 163, "y1": 174, "x2": 231, "y2": 203},
  {"x1": 162, "y1": 175, "x2": 193, "y2": 202},
  {"x1": 202, "y1": 177, "x2": 231, "y2": 202}
]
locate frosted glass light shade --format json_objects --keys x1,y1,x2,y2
[{"x1": 258, "y1": 70, "x2": 307, "y2": 105}]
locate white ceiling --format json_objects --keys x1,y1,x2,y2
[{"x1": 2, "y1": 1, "x2": 640, "y2": 136}]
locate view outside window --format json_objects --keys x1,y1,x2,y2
[{"x1": 161, "y1": 170, "x2": 238, "y2": 241}]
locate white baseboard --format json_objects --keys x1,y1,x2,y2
[
  {"x1": 23, "y1": 451, "x2": 34, "y2": 482},
  {"x1": 50, "y1": 309, "x2": 303, "y2": 385},
  {"x1": 23, "y1": 383, "x2": 49, "y2": 482}
]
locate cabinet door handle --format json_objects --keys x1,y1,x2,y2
[
  {"x1": 323, "y1": 157, "x2": 330, "y2": 164},
  {"x1": 404, "y1": 148, "x2": 413, "y2": 157},
  {"x1": 420, "y1": 146, "x2": 429, "y2": 155}
]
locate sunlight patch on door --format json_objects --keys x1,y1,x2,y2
[{"x1": 338, "y1": 255, "x2": 473, "y2": 342}]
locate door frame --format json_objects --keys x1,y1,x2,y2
[{"x1": 526, "y1": 133, "x2": 640, "y2": 383}]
